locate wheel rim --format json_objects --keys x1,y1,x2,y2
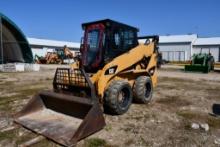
[
  {"x1": 145, "y1": 82, "x2": 152, "y2": 98},
  {"x1": 117, "y1": 88, "x2": 130, "y2": 108}
]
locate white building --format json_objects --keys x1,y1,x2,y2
[
  {"x1": 140, "y1": 34, "x2": 220, "y2": 62},
  {"x1": 193, "y1": 37, "x2": 220, "y2": 62},
  {"x1": 27, "y1": 38, "x2": 80, "y2": 57},
  {"x1": 28, "y1": 35, "x2": 220, "y2": 63},
  {"x1": 159, "y1": 34, "x2": 197, "y2": 61}
]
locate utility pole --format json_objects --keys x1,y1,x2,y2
[{"x1": 0, "y1": 17, "x2": 3, "y2": 64}]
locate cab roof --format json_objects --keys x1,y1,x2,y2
[{"x1": 82, "y1": 19, "x2": 139, "y2": 32}]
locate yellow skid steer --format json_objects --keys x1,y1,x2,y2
[{"x1": 14, "y1": 19, "x2": 159, "y2": 146}]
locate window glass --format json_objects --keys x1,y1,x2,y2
[
  {"x1": 87, "y1": 29, "x2": 99, "y2": 49},
  {"x1": 114, "y1": 33, "x2": 120, "y2": 46},
  {"x1": 123, "y1": 30, "x2": 134, "y2": 48},
  {"x1": 86, "y1": 29, "x2": 100, "y2": 65},
  {"x1": 112, "y1": 29, "x2": 135, "y2": 51}
]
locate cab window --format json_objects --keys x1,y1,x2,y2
[{"x1": 123, "y1": 30, "x2": 135, "y2": 49}]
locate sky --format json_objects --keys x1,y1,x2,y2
[{"x1": 0, "y1": 0, "x2": 219, "y2": 42}]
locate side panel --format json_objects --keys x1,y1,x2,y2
[{"x1": 97, "y1": 43, "x2": 157, "y2": 98}]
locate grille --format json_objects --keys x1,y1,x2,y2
[{"x1": 53, "y1": 68, "x2": 89, "y2": 91}]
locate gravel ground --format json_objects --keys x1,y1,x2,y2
[{"x1": 0, "y1": 64, "x2": 220, "y2": 147}]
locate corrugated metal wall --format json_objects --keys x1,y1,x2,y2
[{"x1": 159, "y1": 43, "x2": 191, "y2": 61}]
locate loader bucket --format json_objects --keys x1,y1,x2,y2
[{"x1": 14, "y1": 90, "x2": 106, "y2": 146}]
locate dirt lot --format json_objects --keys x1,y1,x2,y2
[{"x1": 0, "y1": 65, "x2": 220, "y2": 147}]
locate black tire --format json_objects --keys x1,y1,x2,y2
[
  {"x1": 104, "y1": 80, "x2": 132, "y2": 115},
  {"x1": 133, "y1": 76, "x2": 153, "y2": 103}
]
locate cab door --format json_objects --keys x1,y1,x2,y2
[{"x1": 82, "y1": 23, "x2": 105, "y2": 71}]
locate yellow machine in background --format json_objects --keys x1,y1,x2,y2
[
  {"x1": 35, "y1": 45, "x2": 75, "y2": 64},
  {"x1": 15, "y1": 19, "x2": 159, "y2": 146}
]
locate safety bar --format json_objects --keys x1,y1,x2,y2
[{"x1": 138, "y1": 35, "x2": 159, "y2": 43}]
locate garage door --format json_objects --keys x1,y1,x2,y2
[
  {"x1": 162, "y1": 52, "x2": 168, "y2": 61},
  {"x1": 162, "y1": 51, "x2": 185, "y2": 61},
  {"x1": 174, "y1": 51, "x2": 185, "y2": 61},
  {"x1": 168, "y1": 52, "x2": 173, "y2": 61}
]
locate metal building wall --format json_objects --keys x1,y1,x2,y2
[{"x1": 159, "y1": 43, "x2": 191, "y2": 61}]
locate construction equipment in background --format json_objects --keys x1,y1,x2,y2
[
  {"x1": 63, "y1": 45, "x2": 75, "y2": 59},
  {"x1": 14, "y1": 19, "x2": 159, "y2": 146},
  {"x1": 185, "y1": 52, "x2": 215, "y2": 73},
  {"x1": 35, "y1": 45, "x2": 75, "y2": 64},
  {"x1": 35, "y1": 52, "x2": 62, "y2": 64}
]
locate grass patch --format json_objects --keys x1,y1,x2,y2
[
  {"x1": 206, "y1": 87, "x2": 220, "y2": 100},
  {"x1": 177, "y1": 110, "x2": 220, "y2": 129},
  {"x1": 0, "y1": 87, "x2": 45, "y2": 104},
  {"x1": 177, "y1": 111, "x2": 197, "y2": 120},
  {"x1": 0, "y1": 81, "x2": 15, "y2": 91},
  {"x1": 124, "y1": 138, "x2": 135, "y2": 146},
  {"x1": 32, "y1": 138, "x2": 57, "y2": 147},
  {"x1": 130, "y1": 115, "x2": 143, "y2": 121},
  {"x1": 104, "y1": 125, "x2": 112, "y2": 132},
  {"x1": 159, "y1": 77, "x2": 193, "y2": 83},
  {"x1": 122, "y1": 127, "x2": 132, "y2": 132},
  {"x1": 0, "y1": 86, "x2": 48, "y2": 112},
  {"x1": 207, "y1": 117, "x2": 220, "y2": 129},
  {"x1": 0, "y1": 129, "x2": 17, "y2": 141},
  {"x1": 84, "y1": 138, "x2": 107, "y2": 147},
  {"x1": 15, "y1": 132, "x2": 37, "y2": 145},
  {"x1": 122, "y1": 123, "x2": 135, "y2": 132},
  {"x1": 157, "y1": 96, "x2": 191, "y2": 107},
  {"x1": 45, "y1": 77, "x2": 52, "y2": 81},
  {"x1": 157, "y1": 84, "x2": 176, "y2": 89},
  {"x1": 163, "y1": 133, "x2": 200, "y2": 146},
  {"x1": 139, "y1": 137, "x2": 152, "y2": 146}
]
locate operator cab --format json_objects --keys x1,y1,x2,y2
[{"x1": 80, "y1": 19, "x2": 139, "y2": 72}]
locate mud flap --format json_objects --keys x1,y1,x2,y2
[{"x1": 14, "y1": 90, "x2": 106, "y2": 146}]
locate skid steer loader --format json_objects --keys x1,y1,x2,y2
[{"x1": 14, "y1": 19, "x2": 159, "y2": 146}]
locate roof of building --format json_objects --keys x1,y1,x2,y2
[
  {"x1": 139, "y1": 34, "x2": 197, "y2": 44},
  {"x1": 0, "y1": 12, "x2": 33, "y2": 63},
  {"x1": 27, "y1": 38, "x2": 80, "y2": 48},
  {"x1": 193, "y1": 37, "x2": 220, "y2": 46},
  {"x1": 159, "y1": 34, "x2": 197, "y2": 43}
]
